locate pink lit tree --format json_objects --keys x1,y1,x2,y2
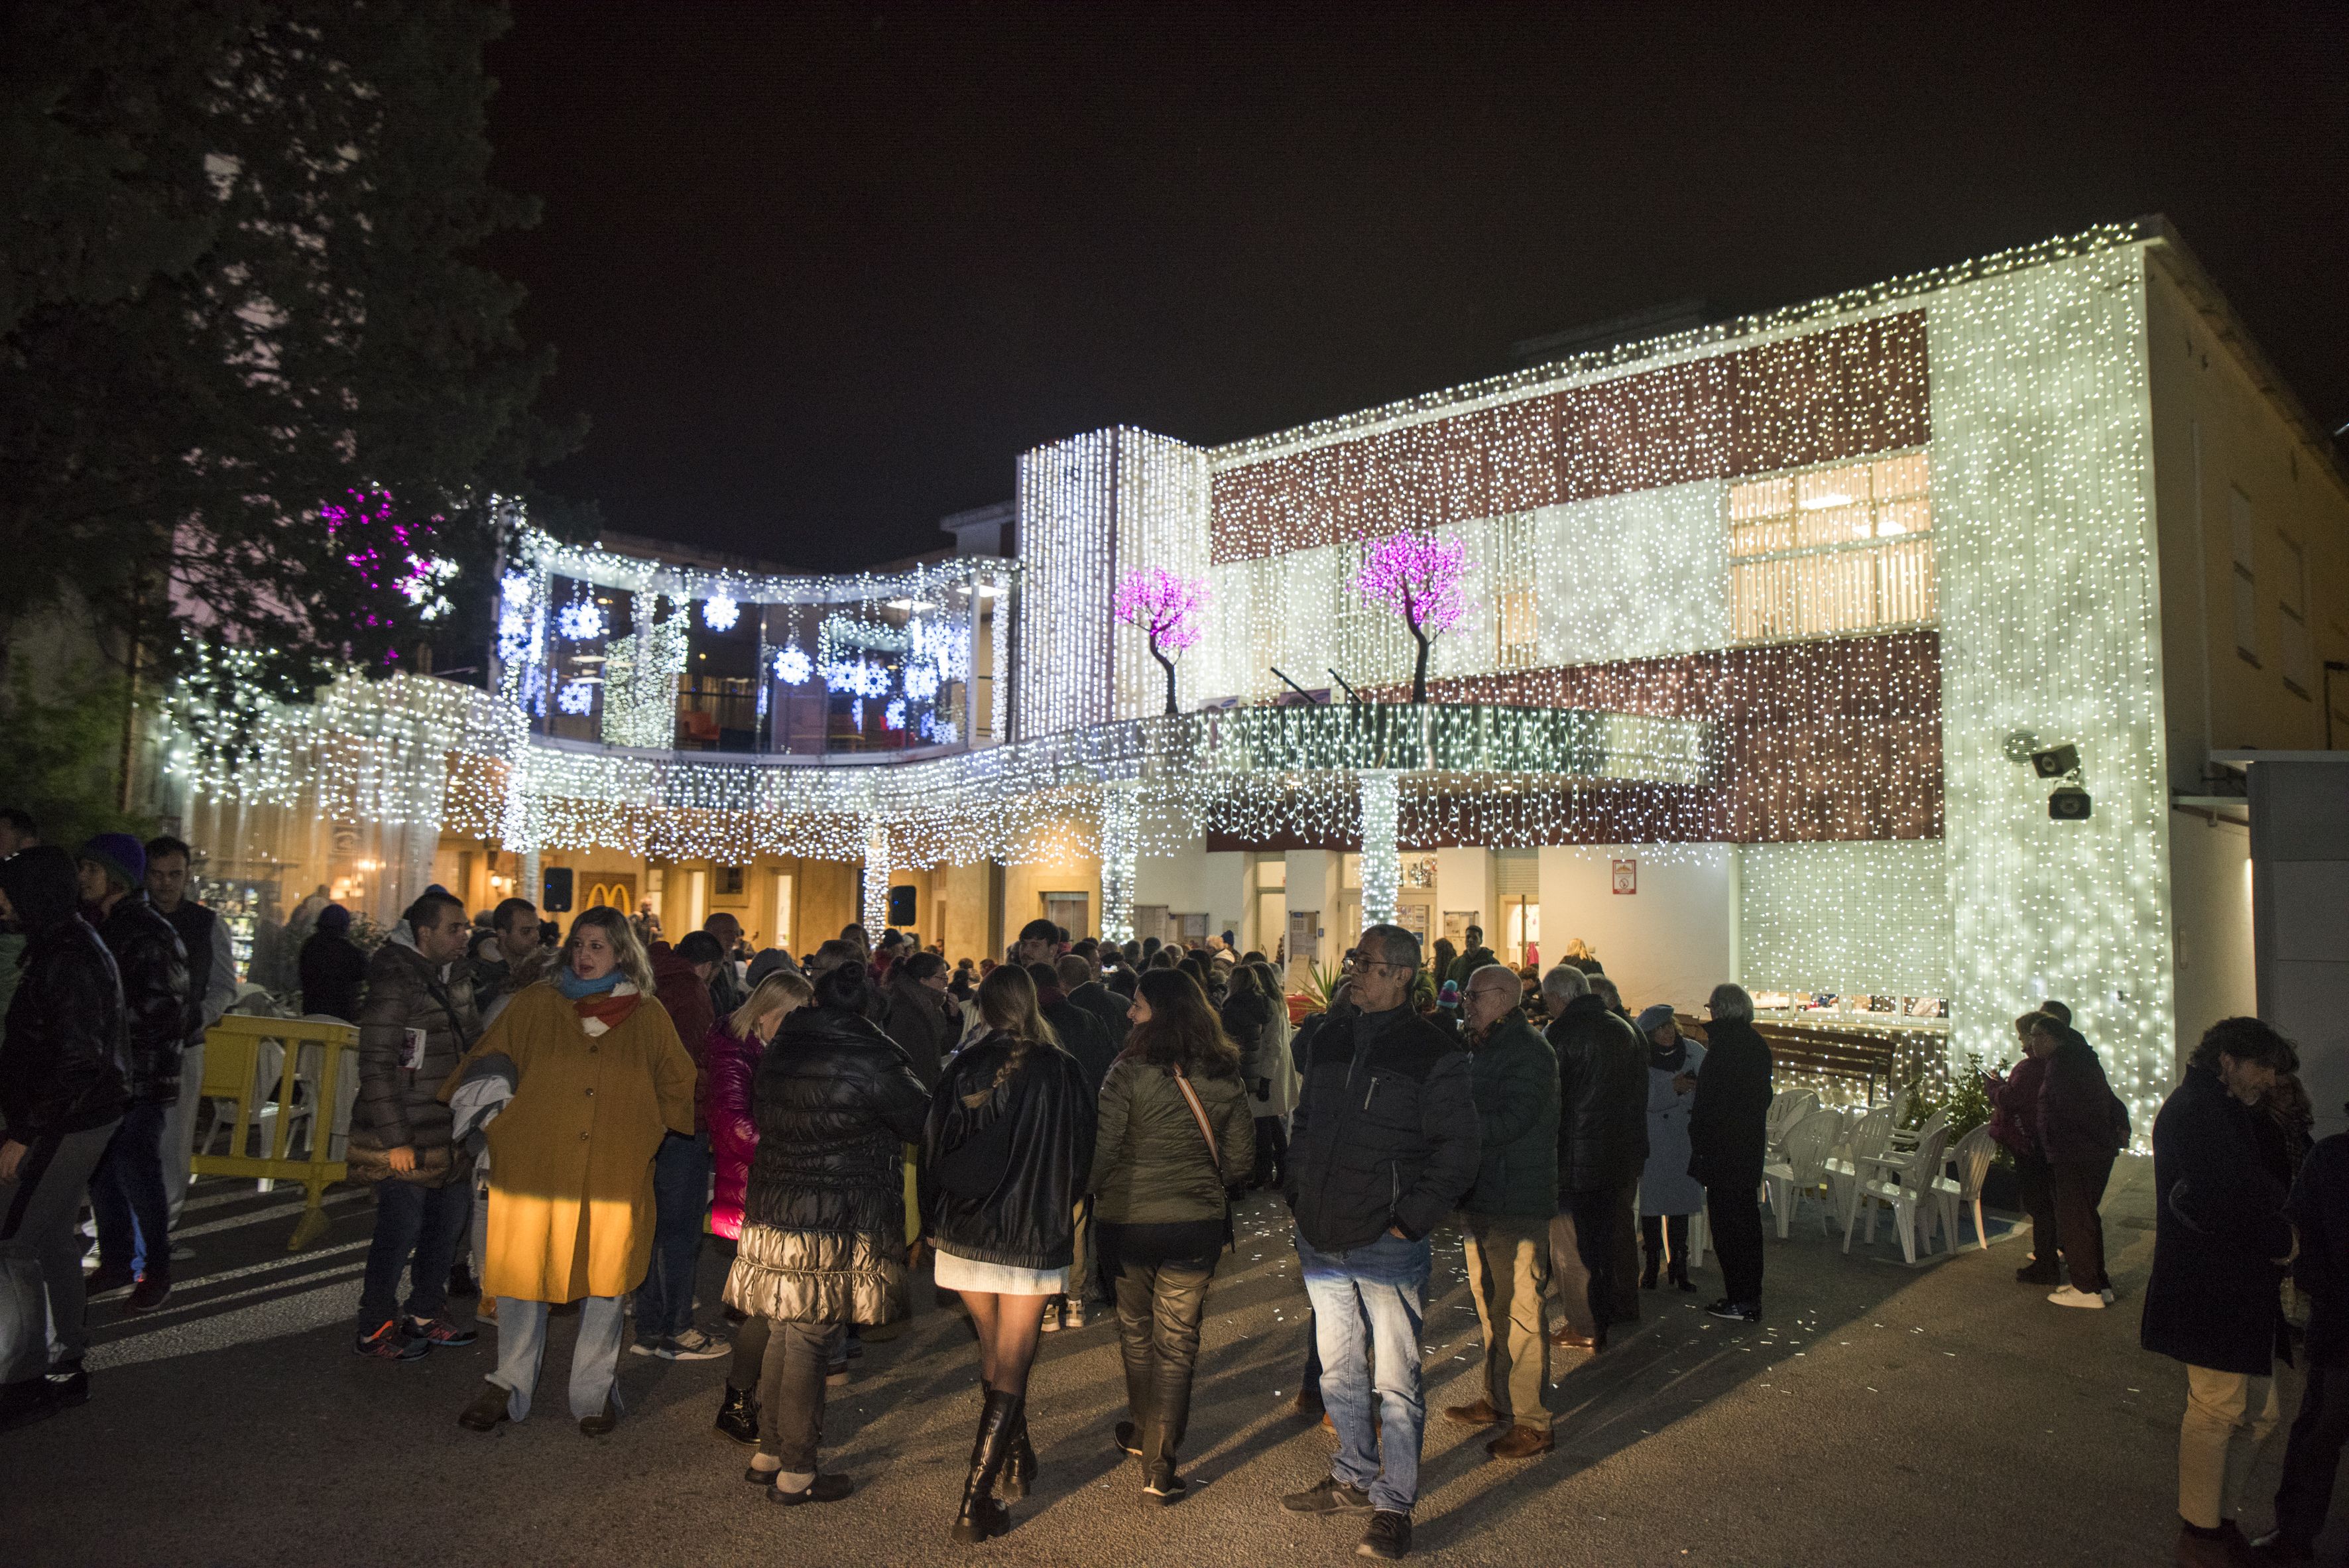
[
  {"x1": 1113, "y1": 567, "x2": 1209, "y2": 715},
  {"x1": 1355, "y1": 531, "x2": 1471, "y2": 702}
]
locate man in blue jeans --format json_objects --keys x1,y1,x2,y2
[
  {"x1": 633, "y1": 931, "x2": 724, "y2": 1359},
  {"x1": 1281, "y1": 924, "x2": 1480, "y2": 1561}
]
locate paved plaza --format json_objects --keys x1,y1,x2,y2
[{"x1": 5, "y1": 1161, "x2": 2290, "y2": 1566}]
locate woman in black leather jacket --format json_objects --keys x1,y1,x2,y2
[
  {"x1": 920, "y1": 964, "x2": 1096, "y2": 1543},
  {"x1": 722, "y1": 960, "x2": 928, "y2": 1505}
]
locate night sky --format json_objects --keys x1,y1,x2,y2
[{"x1": 481, "y1": 2, "x2": 2349, "y2": 573}]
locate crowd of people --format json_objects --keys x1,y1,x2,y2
[{"x1": 0, "y1": 810, "x2": 2331, "y2": 1561}]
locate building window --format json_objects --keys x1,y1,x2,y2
[
  {"x1": 1728, "y1": 452, "x2": 1934, "y2": 642},
  {"x1": 2279, "y1": 534, "x2": 2311, "y2": 695},
  {"x1": 2231, "y1": 487, "x2": 2259, "y2": 664}
]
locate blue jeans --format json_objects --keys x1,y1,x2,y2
[
  {"x1": 1298, "y1": 1230, "x2": 1431, "y2": 1514},
  {"x1": 90, "y1": 1101, "x2": 170, "y2": 1277},
  {"x1": 357, "y1": 1176, "x2": 473, "y2": 1329},
  {"x1": 634, "y1": 1132, "x2": 711, "y2": 1339}
]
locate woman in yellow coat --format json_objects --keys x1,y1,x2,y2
[{"x1": 445, "y1": 904, "x2": 696, "y2": 1435}]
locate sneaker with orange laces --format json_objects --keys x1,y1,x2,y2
[{"x1": 355, "y1": 1319, "x2": 429, "y2": 1361}]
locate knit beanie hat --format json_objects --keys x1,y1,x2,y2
[{"x1": 79, "y1": 832, "x2": 146, "y2": 890}]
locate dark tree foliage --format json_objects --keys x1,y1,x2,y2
[{"x1": 0, "y1": 0, "x2": 579, "y2": 704}]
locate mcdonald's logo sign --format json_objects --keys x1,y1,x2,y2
[{"x1": 581, "y1": 874, "x2": 637, "y2": 912}]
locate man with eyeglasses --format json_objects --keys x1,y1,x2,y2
[{"x1": 1278, "y1": 925, "x2": 1479, "y2": 1561}]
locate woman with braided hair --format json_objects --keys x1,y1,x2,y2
[{"x1": 919, "y1": 964, "x2": 1096, "y2": 1543}]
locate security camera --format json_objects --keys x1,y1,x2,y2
[
  {"x1": 2049, "y1": 784, "x2": 2092, "y2": 821},
  {"x1": 2031, "y1": 744, "x2": 2080, "y2": 780}
]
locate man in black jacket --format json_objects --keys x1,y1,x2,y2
[
  {"x1": 880, "y1": 950, "x2": 957, "y2": 1087},
  {"x1": 1279, "y1": 924, "x2": 1479, "y2": 1562},
  {"x1": 0, "y1": 846, "x2": 130, "y2": 1429},
  {"x1": 1541, "y1": 963, "x2": 1647, "y2": 1352},
  {"x1": 143, "y1": 835, "x2": 236, "y2": 1232},
  {"x1": 77, "y1": 835, "x2": 190, "y2": 1314},
  {"x1": 1057, "y1": 953, "x2": 1130, "y2": 1054},
  {"x1": 2142, "y1": 1016, "x2": 2299, "y2": 1566},
  {"x1": 1687, "y1": 983, "x2": 1774, "y2": 1323}
]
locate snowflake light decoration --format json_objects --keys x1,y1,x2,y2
[
  {"x1": 774, "y1": 644, "x2": 813, "y2": 685},
  {"x1": 558, "y1": 599, "x2": 606, "y2": 641},
  {"x1": 703, "y1": 593, "x2": 739, "y2": 631},
  {"x1": 904, "y1": 662, "x2": 940, "y2": 703},
  {"x1": 556, "y1": 680, "x2": 596, "y2": 715},
  {"x1": 884, "y1": 698, "x2": 906, "y2": 731}
]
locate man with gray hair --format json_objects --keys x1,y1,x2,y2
[
  {"x1": 1542, "y1": 962, "x2": 1647, "y2": 1353},
  {"x1": 1280, "y1": 924, "x2": 1480, "y2": 1560}
]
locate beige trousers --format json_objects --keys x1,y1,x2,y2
[
  {"x1": 2179, "y1": 1362, "x2": 2283, "y2": 1529},
  {"x1": 1463, "y1": 1214, "x2": 1551, "y2": 1431}
]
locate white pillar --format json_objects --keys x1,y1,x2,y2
[
  {"x1": 1098, "y1": 782, "x2": 1139, "y2": 947},
  {"x1": 1358, "y1": 770, "x2": 1400, "y2": 927},
  {"x1": 863, "y1": 818, "x2": 891, "y2": 934}
]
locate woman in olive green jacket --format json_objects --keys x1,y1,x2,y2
[{"x1": 1089, "y1": 968, "x2": 1255, "y2": 1502}]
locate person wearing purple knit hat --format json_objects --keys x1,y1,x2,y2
[{"x1": 76, "y1": 835, "x2": 190, "y2": 1314}]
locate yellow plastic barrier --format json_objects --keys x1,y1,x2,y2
[{"x1": 190, "y1": 1014, "x2": 358, "y2": 1251}]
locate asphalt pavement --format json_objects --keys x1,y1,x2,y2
[{"x1": 2, "y1": 1159, "x2": 2312, "y2": 1566}]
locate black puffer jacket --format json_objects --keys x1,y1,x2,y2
[
  {"x1": 0, "y1": 847, "x2": 129, "y2": 1142},
  {"x1": 1286, "y1": 1004, "x2": 1480, "y2": 1252},
  {"x1": 1549, "y1": 994, "x2": 1649, "y2": 1194},
  {"x1": 725, "y1": 1003, "x2": 931, "y2": 1325},
  {"x1": 348, "y1": 934, "x2": 480, "y2": 1186},
  {"x1": 921, "y1": 1031, "x2": 1097, "y2": 1270},
  {"x1": 95, "y1": 893, "x2": 190, "y2": 1105}
]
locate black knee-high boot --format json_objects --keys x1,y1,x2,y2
[
  {"x1": 983, "y1": 1380, "x2": 1037, "y2": 1499},
  {"x1": 953, "y1": 1389, "x2": 1022, "y2": 1542}
]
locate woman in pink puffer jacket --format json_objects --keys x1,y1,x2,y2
[{"x1": 707, "y1": 969, "x2": 813, "y2": 1242}]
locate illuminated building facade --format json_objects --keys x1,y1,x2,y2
[{"x1": 167, "y1": 220, "x2": 2349, "y2": 1127}]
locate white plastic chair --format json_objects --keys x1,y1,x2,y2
[
  {"x1": 1935, "y1": 1124, "x2": 2001, "y2": 1252},
  {"x1": 1763, "y1": 1108, "x2": 1843, "y2": 1239},
  {"x1": 1850, "y1": 1120, "x2": 1951, "y2": 1262},
  {"x1": 1765, "y1": 1090, "x2": 1821, "y2": 1158},
  {"x1": 1827, "y1": 1103, "x2": 1897, "y2": 1238}
]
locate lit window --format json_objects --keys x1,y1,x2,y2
[{"x1": 1728, "y1": 453, "x2": 1934, "y2": 642}]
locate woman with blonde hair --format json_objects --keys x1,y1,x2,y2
[
  {"x1": 446, "y1": 904, "x2": 697, "y2": 1435},
  {"x1": 723, "y1": 956, "x2": 930, "y2": 1504},
  {"x1": 1095, "y1": 968, "x2": 1254, "y2": 1500},
  {"x1": 707, "y1": 966, "x2": 814, "y2": 1445},
  {"x1": 920, "y1": 964, "x2": 1096, "y2": 1542}
]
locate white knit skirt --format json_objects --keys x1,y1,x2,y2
[{"x1": 932, "y1": 1245, "x2": 1067, "y2": 1296}]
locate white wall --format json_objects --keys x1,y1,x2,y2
[
  {"x1": 1132, "y1": 845, "x2": 1246, "y2": 942},
  {"x1": 1433, "y1": 847, "x2": 1495, "y2": 945},
  {"x1": 2169, "y1": 808, "x2": 2255, "y2": 1079},
  {"x1": 1536, "y1": 845, "x2": 1733, "y2": 1014},
  {"x1": 1284, "y1": 849, "x2": 1345, "y2": 988}
]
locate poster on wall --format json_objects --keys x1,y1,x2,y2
[
  {"x1": 1394, "y1": 902, "x2": 1431, "y2": 947},
  {"x1": 1612, "y1": 859, "x2": 1638, "y2": 896}
]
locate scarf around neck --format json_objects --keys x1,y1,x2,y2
[{"x1": 557, "y1": 966, "x2": 638, "y2": 1036}]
